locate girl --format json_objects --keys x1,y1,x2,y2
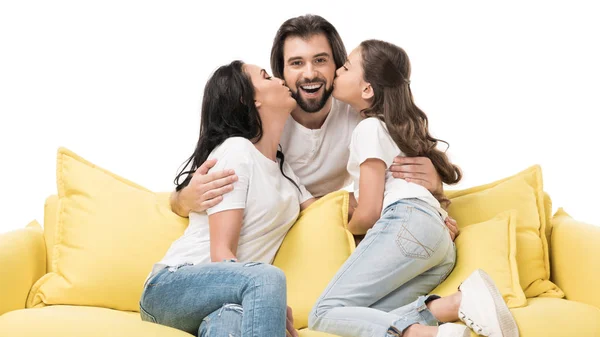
[
  {"x1": 140, "y1": 61, "x2": 314, "y2": 337},
  {"x1": 309, "y1": 40, "x2": 518, "y2": 337}
]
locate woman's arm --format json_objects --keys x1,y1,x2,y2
[
  {"x1": 347, "y1": 158, "x2": 386, "y2": 235},
  {"x1": 208, "y1": 209, "x2": 244, "y2": 262}
]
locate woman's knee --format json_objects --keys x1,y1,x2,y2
[{"x1": 244, "y1": 263, "x2": 286, "y2": 291}]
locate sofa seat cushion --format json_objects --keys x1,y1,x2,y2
[
  {"x1": 508, "y1": 298, "x2": 600, "y2": 337},
  {"x1": 0, "y1": 305, "x2": 192, "y2": 337},
  {"x1": 462, "y1": 297, "x2": 600, "y2": 337}
]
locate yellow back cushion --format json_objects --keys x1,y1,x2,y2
[
  {"x1": 431, "y1": 211, "x2": 526, "y2": 308},
  {"x1": 28, "y1": 148, "x2": 188, "y2": 312},
  {"x1": 273, "y1": 190, "x2": 355, "y2": 330},
  {"x1": 446, "y1": 165, "x2": 563, "y2": 298}
]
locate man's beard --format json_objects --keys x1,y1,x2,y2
[{"x1": 291, "y1": 82, "x2": 334, "y2": 113}]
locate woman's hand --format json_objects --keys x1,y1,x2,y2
[
  {"x1": 170, "y1": 159, "x2": 238, "y2": 217},
  {"x1": 286, "y1": 306, "x2": 298, "y2": 337}
]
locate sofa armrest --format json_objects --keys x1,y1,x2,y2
[
  {"x1": 550, "y1": 209, "x2": 600, "y2": 309},
  {"x1": 0, "y1": 221, "x2": 46, "y2": 315}
]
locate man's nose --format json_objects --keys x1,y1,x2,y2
[{"x1": 302, "y1": 63, "x2": 318, "y2": 80}]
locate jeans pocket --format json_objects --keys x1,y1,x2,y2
[
  {"x1": 395, "y1": 207, "x2": 445, "y2": 259},
  {"x1": 139, "y1": 302, "x2": 158, "y2": 323}
]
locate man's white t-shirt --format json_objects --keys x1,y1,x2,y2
[
  {"x1": 156, "y1": 137, "x2": 313, "y2": 267},
  {"x1": 280, "y1": 98, "x2": 362, "y2": 197},
  {"x1": 347, "y1": 117, "x2": 447, "y2": 218}
]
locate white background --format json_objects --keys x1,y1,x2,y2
[{"x1": 1, "y1": 0, "x2": 599, "y2": 234}]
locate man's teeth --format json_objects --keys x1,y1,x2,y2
[{"x1": 301, "y1": 84, "x2": 322, "y2": 90}]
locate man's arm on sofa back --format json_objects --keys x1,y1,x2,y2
[
  {"x1": 0, "y1": 221, "x2": 46, "y2": 315},
  {"x1": 551, "y1": 209, "x2": 600, "y2": 309}
]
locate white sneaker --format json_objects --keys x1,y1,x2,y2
[
  {"x1": 436, "y1": 323, "x2": 470, "y2": 337},
  {"x1": 458, "y1": 269, "x2": 519, "y2": 337}
]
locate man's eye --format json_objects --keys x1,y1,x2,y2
[
  {"x1": 315, "y1": 58, "x2": 326, "y2": 63},
  {"x1": 291, "y1": 61, "x2": 303, "y2": 66}
]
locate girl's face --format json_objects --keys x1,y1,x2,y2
[
  {"x1": 333, "y1": 47, "x2": 372, "y2": 112},
  {"x1": 244, "y1": 64, "x2": 296, "y2": 113}
]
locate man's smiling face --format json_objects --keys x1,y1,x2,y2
[{"x1": 282, "y1": 34, "x2": 336, "y2": 113}]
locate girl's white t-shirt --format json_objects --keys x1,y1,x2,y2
[
  {"x1": 347, "y1": 117, "x2": 448, "y2": 218},
  {"x1": 156, "y1": 137, "x2": 313, "y2": 267}
]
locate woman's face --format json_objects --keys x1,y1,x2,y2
[
  {"x1": 244, "y1": 64, "x2": 296, "y2": 113},
  {"x1": 333, "y1": 47, "x2": 370, "y2": 110}
]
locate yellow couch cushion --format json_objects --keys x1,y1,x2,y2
[
  {"x1": 27, "y1": 148, "x2": 188, "y2": 312},
  {"x1": 0, "y1": 221, "x2": 46, "y2": 316},
  {"x1": 431, "y1": 211, "x2": 526, "y2": 308},
  {"x1": 273, "y1": 190, "x2": 355, "y2": 330},
  {"x1": 446, "y1": 165, "x2": 563, "y2": 298},
  {"x1": 0, "y1": 306, "x2": 192, "y2": 337},
  {"x1": 550, "y1": 208, "x2": 600, "y2": 309},
  {"x1": 508, "y1": 298, "x2": 599, "y2": 337}
]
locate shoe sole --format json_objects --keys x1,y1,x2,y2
[{"x1": 478, "y1": 270, "x2": 520, "y2": 337}]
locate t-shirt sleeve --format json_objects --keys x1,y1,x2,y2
[
  {"x1": 349, "y1": 118, "x2": 400, "y2": 168},
  {"x1": 282, "y1": 162, "x2": 313, "y2": 203},
  {"x1": 206, "y1": 142, "x2": 252, "y2": 216}
]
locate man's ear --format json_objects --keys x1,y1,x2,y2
[{"x1": 361, "y1": 83, "x2": 374, "y2": 100}]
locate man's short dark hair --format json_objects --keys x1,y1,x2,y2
[{"x1": 270, "y1": 14, "x2": 347, "y2": 79}]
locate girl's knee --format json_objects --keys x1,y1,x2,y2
[{"x1": 245, "y1": 263, "x2": 286, "y2": 290}]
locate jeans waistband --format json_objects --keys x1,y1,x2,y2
[{"x1": 386, "y1": 198, "x2": 444, "y2": 222}]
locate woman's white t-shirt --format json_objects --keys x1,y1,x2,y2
[
  {"x1": 156, "y1": 137, "x2": 313, "y2": 267},
  {"x1": 347, "y1": 117, "x2": 447, "y2": 219}
]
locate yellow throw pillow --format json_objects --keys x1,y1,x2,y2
[
  {"x1": 27, "y1": 148, "x2": 188, "y2": 312},
  {"x1": 273, "y1": 190, "x2": 355, "y2": 330},
  {"x1": 446, "y1": 165, "x2": 563, "y2": 298},
  {"x1": 430, "y1": 211, "x2": 526, "y2": 308}
]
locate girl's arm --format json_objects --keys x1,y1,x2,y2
[
  {"x1": 347, "y1": 158, "x2": 386, "y2": 235},
  {"x1": 208, "y1": 209, "x2": 244, "y2": 262}
]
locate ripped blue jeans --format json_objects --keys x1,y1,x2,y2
[
  {"x1": 139, "y1": 261, "x2": 287, "y2": 337},
  {"x1": 309, "y1": 198, "x2": 456, "y2": 337}
]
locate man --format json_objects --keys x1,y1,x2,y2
[{"x1": 171, "y1": 15, "x2": 454, "y2": 233}]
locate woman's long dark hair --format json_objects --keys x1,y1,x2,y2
[
  {"x1": 174, "y1": 60, "x2": 298, "y2": 192},
  {"x1": 359, "y1": 40, "x2": 462, "y2": 202}
]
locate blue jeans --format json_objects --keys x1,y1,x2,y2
[
  {"x1": 139, "y1": 261, "x2": 287, "y2": 337},
  {"x1": 309, "y1": 199, "x2": 456, "y2": 337}
]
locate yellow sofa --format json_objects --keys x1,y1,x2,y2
[{"x1": 1, "y1": 150, "x2": 599, "y2": 337}]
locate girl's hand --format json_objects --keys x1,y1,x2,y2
[
  {"x1": 445, "y1": 216, "x2": 459, "y2": 241},
  {"x1": 286, "y1": 306, "x2": 298, "y2": 337}
]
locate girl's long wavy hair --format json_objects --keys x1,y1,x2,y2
[
  {"x1": 174, "y1": 60, "x2": 298, "y2": 192},
  {"x1": 359, "y1": 40, "x2": 462, "y2": 203}
]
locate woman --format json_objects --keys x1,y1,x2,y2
[
  {"x1": 139, "y1": 61, "x2": 314, "y2": 337},
  {"x1": 309, "y1": 40, "x2": 519, "y2": 337}
]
